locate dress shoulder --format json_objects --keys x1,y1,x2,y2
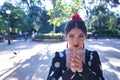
[{"x1": 86, "y1": 49, "x2": 99, "y2": 56}]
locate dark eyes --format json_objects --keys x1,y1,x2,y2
[
  {"x1": 69, "y1": 34, "x2": 74, "y2": 38},
  {"x1": 69, "y1": 34, "x2": 84, "y2": 38},
  {"x1": 79, "y1": 34, "x2": 84, "y2": 38}
]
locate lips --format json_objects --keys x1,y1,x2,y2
[{"x1": 74, "y1": 45, "x2": 79, "y2": 48}]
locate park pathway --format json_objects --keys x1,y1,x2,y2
[{"x1": 0, "y1": 39, "x2": 120, "y2": 80}]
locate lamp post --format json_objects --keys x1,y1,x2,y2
[{"x1": 6, "y1": 9, "x2": 11, "y2": 45}]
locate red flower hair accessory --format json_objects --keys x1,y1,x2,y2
[{"x1": 72, "y1": 13, "x2": 82, "y2": 22}]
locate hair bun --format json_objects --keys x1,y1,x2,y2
[{"x1": 72, "y1": 13, "x2": 82, "y2": 22}]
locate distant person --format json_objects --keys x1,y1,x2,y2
[
  {"x1": 94, "y1": 33, "x2": 98, "y2": 40},
  {"x1": 23, "y1": 32, "x2": 28, "y2": 41},
  {"x1": 32, "y1": 31, "x2": 34, "y2": 38},
  {"x1": 47, "y1": 13, "x2": 105, "y2": 80},
  {"x1": 19, "y1": 31, "x2": 22, "y2": 37},
  {"x1": 19, "y1": 30, "x2": 22, "y2": 40}
]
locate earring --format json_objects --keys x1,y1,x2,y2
[{"x1": 67, "y1": 42, "x2": 68, "y2": 48}]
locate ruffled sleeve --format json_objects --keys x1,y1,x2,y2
[
  {"x1": 79, "y1": 50, "x2": 105, "y2": 80},
  {"x1": 47, "y1": 52, "x2": 62, "y2": 80}
]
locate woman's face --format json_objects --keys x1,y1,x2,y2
[{"x1": 66, "y1": 27, "x2": 86, "y2": 50}]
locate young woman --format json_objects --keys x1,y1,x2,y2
[{"x1": 47, "y1": 13, "x2": 105, "y2": 80}]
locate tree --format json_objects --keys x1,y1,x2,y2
[
  {"x1": 1, "y1": 2, "x2": 28, "y2": 33},
  {"x1": 0, "y1": 2, "x2": 31, "y2": 38},
  {"x1": 21, "y1": 0, "x2": 44, "y2": 33},
  {"x1": 38, "y1": 10, "x2": 52, "y2": 33},
  {"x1": 83, "y1": 0, "x2": 119, "y2": 37},
  {"x1": 0, "y1": 13, "x2": 6, "y2": 34},
  {"x1": 47, "y1": 0, "x2": 83, "y2": 34}
]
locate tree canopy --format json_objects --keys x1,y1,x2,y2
[{"x1": 0, "y1": 0, "x2": 120, "y2": 37}]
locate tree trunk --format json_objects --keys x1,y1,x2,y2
[{"x1": 53, "y1": 24, "x2": 56, "y2": 34}]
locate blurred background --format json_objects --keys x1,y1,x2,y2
[{"x1": 0, "y1": 0, "x2": 120, "y2": 80}]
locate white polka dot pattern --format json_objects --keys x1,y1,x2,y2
[
  {"x1": 92, "y1": 71, "x2": 97, "y2": 75},
  {"x1": 54, "y1": 62, "x2": 60, "y2": 68},
  {"x1": 59, "y1": 52, "x2": 64, "y2": 57},
  {"x1": 99, "y1": 77, "x2": 102, "y2": 80},
  {"x1": 50, "y1": 71, "x2": 54, "y2": 77},
  {"x1": 88, "y1": 61, "x2": 91, "y2": 66},
  {"x1": 71, "y1": 74, "x2": 75, "y2": 79},
  {"x1": 62, "y1": 70, "x2": 65, "y2": 74}
]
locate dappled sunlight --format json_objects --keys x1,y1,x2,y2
[
  {"x1": 88, "y1": 45, "x2": 120, "y2": 52},
  {"x1": 0, "y1": 42, "x2": 53, "y2": 80},
  {"x1": 0, "y1": 39, "x2": 120, "y2": 80},
  {"x1": 39, "y1": 55, "x2": 49, "y2": 60},
  {"x1": 21, "y1": 63, "x2": 30, "y2": 68},
  {"x1": 102, "y1": 57, "x2": 120, "y2": 79},
  {"x1": 108, "y1": 57, "x2": 120, "y2": 67},
  {"x1": 102, "y1": 57, "x2": 120, "y2": 70},
  {"x1": 0, "y1": 52, "x2": 51, "y2": 80},
  {"x1": 86, "y1": 39, "x2": 120, "y2": 79}
]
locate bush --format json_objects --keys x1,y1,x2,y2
[
  {"x1": 0, "y1": 35, "x2": 5, "y2": 42},
  {"x1": 96, "y1": 29, "x2": 119, "y2": 38},
  {"x1": 33, "y1": 33, "x2": 64, "y2": 41}
]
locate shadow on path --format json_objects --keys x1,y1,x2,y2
[
  {"x1": 1, "y1": 39, "x2": 120, "y2": 80},
  {"x1": 86, "y1": 39, "x2": 120, "y2": 80},
  {"x1": 2, "y1": 51, "x2": 53, "y2": 80}
]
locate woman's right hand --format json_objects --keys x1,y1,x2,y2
[{"x1": 67, "y1": 49, "x2": 84, "y2": 73}]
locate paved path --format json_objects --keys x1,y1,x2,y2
[{"x1": 0, "y1": 39, "x2": 120, "y2": 80}]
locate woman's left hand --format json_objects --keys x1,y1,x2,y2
[{"x1": 69, "y1": 49, "x2": 85, "y2": 72}]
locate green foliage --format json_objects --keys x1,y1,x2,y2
[
  {"x1": 96, "y1": 29, "x2": 119, "y2": 37},
  {"x1": 47, "y1": 0, "x2": 83, "y2": 33},
  {"x1": 0, "y1": 2, "x2": 28, "y2": 34},
  {"x1": 21, "y1": 0, "x2": 45, "y2": 35},
  {"x1": 85, "y1": 0, "x2": 120, "y2": 38},
  {"x1": 0, "y1": 0, "x2": 119, "y2": 38}
]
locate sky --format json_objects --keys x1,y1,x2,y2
[{"x1": 0, "y1": 0, "x2": 5, "y2": 6}]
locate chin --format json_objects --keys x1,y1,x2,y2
[{"x1": 73, "y1": 47, "x2": 79, "y2": 50}]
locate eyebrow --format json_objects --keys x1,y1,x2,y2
[{"x1": 69, "y1": 32, "x2": 84, "y2": 35}]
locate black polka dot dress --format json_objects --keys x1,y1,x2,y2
[{"x1": 47, "y1": 49, "x2": 105, "y2": 80}]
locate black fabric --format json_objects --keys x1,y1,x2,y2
[{"x1": 47, "y1": 49, "x2": 105, "y2": 80}]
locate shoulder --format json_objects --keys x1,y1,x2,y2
[
  {"x1": 86, "y1": 49, "x2": 99, "y2": 56},
  {"x1": 54, "y1": 50, "x2": 66, "y2": 58},
  {"x1": 86, "y1": 49, "x2": 100, "y2": 61},
  {"x1": 52, "y1": 50, "x2": 66, "y2": 68},
  {"x1": 85, "y1": 49, "x2": 101, "y2": 67}
]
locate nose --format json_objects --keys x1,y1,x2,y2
[{"x1": 74, "y1": 38, "x2": 79, "y2": 44}]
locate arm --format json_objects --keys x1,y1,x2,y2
[
  {"x1": 47, "y1": 52, "x2": 62, "y2": 80},
  {"x1": 80, "y1": 51, "x2": 105, "y2": 80}
]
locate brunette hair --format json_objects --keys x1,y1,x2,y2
[{"x1": 64, "y1": 13, "x2": 87, "y2": 36}]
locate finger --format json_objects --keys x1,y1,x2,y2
[
  {"x1": 72, "y1": 60, "x2": 82, "y2": 66},
  {"x1": 73, "y1": 54, "x2": 81, "y2": 61},
  {"x1": 76, "y1": 49, "x2": 85, "y2": 55},
  {"x1": 71, "y1": 61, "x2": 83, "y2": 70},
  {"x1": 71, "y1": 58, "x2": 82, "y2": 66},
  {"x1": 67, "y1": 54, "x2": 73, "y2": 62}
]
